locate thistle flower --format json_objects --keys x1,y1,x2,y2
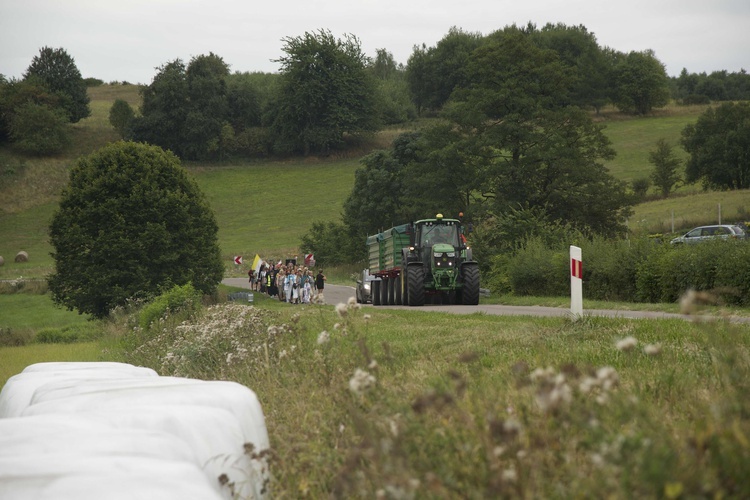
[
  {"x1": 317, "y1": 330, "x2": 330, "y2": 345},
  {"x1": 502, "y1": 467, "x2": 518, "y2": 483},
  {"x1": 335, "y1": 303, "x2": 348, "y2": 318},
  {"x1": 644, "y1": 343, "x2": 662, "y2": 356},
  {"x1": 349, "y1": 368, "x2": 376, "y2": 395},
  {"x1": 363, "y1": 314, "x2": 371, "y2": 321},
  {"x1": 616, "y1": 336, "x2": 638, "y2": 352}
]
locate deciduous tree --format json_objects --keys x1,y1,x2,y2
[
  {"x1": 108, "y1": 99, "x2": 135, "y2": 138},
  {"x1": 270, "y1": 30, "x2": 379, "y2": 155},
  {"x1": 445, "y1": 26, "x2": 630, "y2": 236},
  {"x1": 48, "y1": 141, "x2": 224, "y2": 318},
  {"x1": 648, "y1": 138, "x2": 682, "y2": 197},
  {"x1": 611, "y1": 50, "x2": 670, "y2": 115},
  {"x1": 24, "y1": 46, "x2": 90, "y2": 123},
  {"x1": 682, "y1": 102, "x2": 750, "y2": 189}
]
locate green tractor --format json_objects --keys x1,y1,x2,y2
[{"x1": 367, "y1": 214, "x2": 479, "y2": 306}]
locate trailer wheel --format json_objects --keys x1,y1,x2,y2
[
  {"x1": 407, "y1": 265, "x2": 425, "y2": 306},
  {"x1": 380, "y1": 276, "x2": 389, "y2": 305},
  {"x1": 461, "y1": 264, "x2": 480, "y2": 305},
  {"x1": 372, "y1": 280, "x2": 381, "y2": 306},
  {"x1": 394, "y1": 274, "x2": 403, "y2": 305}
]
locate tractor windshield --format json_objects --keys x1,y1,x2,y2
[{"x1": 420, "y1": 223, "x2": 459, "y2": 247}]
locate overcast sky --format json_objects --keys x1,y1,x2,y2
[{"x1": 1, "y1": 0, "x2": 748, "y2": 85}]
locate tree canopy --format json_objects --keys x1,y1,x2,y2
[
  {"x1": 24, "y1": 46, "x2": 90, "y2": 123},
  {"x1": 611, "y1": 50, "x2": 670, "y2": 115},
  {"x1": 48, "y1": 141, "x2": 224, "y2": 318},
  {"x1": 682, "y1": 102, "x2": 750, "y2": 190},
  {"x1": 270, "y1": 30, "x2": 380, "y2": 155}
]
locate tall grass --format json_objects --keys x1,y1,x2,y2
[
  {"x1": 109, "y1": 297, "x2": 750, "y2": 498},
  {"x1": 0, "y1": 342, "x2": 106, "y2": 386}
]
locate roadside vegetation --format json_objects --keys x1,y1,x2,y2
[{"x1": 6, "y1": 290, "x2": 747, "y2": 497}]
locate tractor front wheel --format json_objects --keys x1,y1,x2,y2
[{"x1": 461, "y1": 264, "x2": 480, "y2": 305}]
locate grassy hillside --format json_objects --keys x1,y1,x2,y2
[
  {"x1": 0, "y1": 85, "x2": 746, "y2": 281},
  {"x1": 598, "y1": 104, "x2": 709, "y2": 184}
]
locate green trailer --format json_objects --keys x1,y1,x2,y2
[{"x1": 366, "y1": 214, "x2": 479, "y2": 306}]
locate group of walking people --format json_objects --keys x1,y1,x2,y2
[{"x1": 248, "y1": 263, "x2": 326, "y2": 304}]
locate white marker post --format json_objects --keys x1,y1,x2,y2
[{"x1": 570, "y1": 246, "x2": 583, "y2": 320}]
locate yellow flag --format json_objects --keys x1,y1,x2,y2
[{"x1": 252, "y1": 254, "x2": 262, "y2": 273}]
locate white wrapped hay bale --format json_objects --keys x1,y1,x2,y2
[
  {"x1": 1, "y1": 362, "x2": 271, "y2": 499},
  {"x1": 0, "y1": 414, "x2": 222, "y2": 500},
  {"x1": 0, "y1": 362, "x2": 158, "y2": 418},
  {"x1": 22, "y1": 377, "x2": 270, "y2": 499}
]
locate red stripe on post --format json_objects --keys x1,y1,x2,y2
[{"x1": 571, "y1": 258, "x2": 582, "y2": 279}]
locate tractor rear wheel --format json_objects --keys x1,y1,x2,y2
[{"x1": 407, "y1": 265, "x2": 425, "y2": 306}]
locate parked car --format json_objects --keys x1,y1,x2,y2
[
  {"x1": 670, "y1": 224, "x2": 747, "y2": 245},
  {"x1": 355, "y1": 269, "x2": 377, "y2": 303}
]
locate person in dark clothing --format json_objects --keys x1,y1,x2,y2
[{"x1": 315, "y1": 270, "x2": 326, "y2": 303}]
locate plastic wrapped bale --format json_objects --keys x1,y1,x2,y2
[
  {"x1": 20, "y1": 375, "x2": 271, "y2": 499},
  {"x1": 0, "y1": 413, "x2": 224, "y2": 500},
  {"x1": 0, "y1": 362, "x2": 159, "y2": 418}
]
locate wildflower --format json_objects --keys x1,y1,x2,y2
[
  {"x1": 368, "y1": 359, "x2": 378, "y2": 370},
  {"x1": 501, "y1": 467, "x2": 518, "y2": 483},
  {"x1": 579, "y1": 376, "x2": 599, "y2": 394},
  {"x1": 596, "y1": 366, "x2": 619, "y2": 390},
  {"x1": 590, "y1": 453, "x2": 605, "y2": 467},
  {"x1": 616, "y1": 336, "x2": 638, "y2": 352},
  {"x1": 503, "y1": 418, "x2": 522, "y2": 435},
  {"x1": 347, "y1": 296, "x2": 357, "y2": 306},
  {"x1": 335, "y1": 302, "x2": 348, "y2": 317},
  {"x1": 317, "y1": 330, "x2": 330, "y2": 345},
  {"x1": 363, "y1": 314, "x2": 371, "y2": 321},
  {"x1": 349, "y1": 368, "x2": 376, "y2": 395},
  {"x1": 644, "y1": 343, "x2": 662, "y2": 356},
  {"x1": 278, "y1": 349, "x2": 288, "y2": 359}
]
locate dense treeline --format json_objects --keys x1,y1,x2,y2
[
  {"x1": 671, "y1": 68, "x2": 750, "y2": 104},
  {"x1": 2, "y1": 24, "x2": 749, "y2": 159}
]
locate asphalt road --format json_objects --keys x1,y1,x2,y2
[{"x1": 223, "y1": 279, "x2": 746, "y2": 323}]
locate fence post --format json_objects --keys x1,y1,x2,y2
[{"x1": 570, "y1": 246, "x2": 583, "y2": 320}]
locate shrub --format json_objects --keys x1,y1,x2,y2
[
  {"x1": 581, "y1": 237, "x2": 654, "y2": 301},
  {"x1": 680, "y1": 94, "x2": 710, "y2": 105},
  {"x1": 139, "y1": 282, "x2": 202, "y2": 330},
  {"x1": 507, "y1": 238, "x2": 568, "y2": 296},
  {"x1": 108, "y1": 99, "x2": 135, "y2": 138},
  {"x1": 631, "y1": 177, "x2": 651, "y2": 199},
  {"x1": 35, "y1": 323, "x2": 102, "y2": 344},
  {"x1": 9, "y1": 102, "x2": 71, "y2": 155},
  {"x1": 0, "y1": 327, "x2": 34, "y2": 347}
]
